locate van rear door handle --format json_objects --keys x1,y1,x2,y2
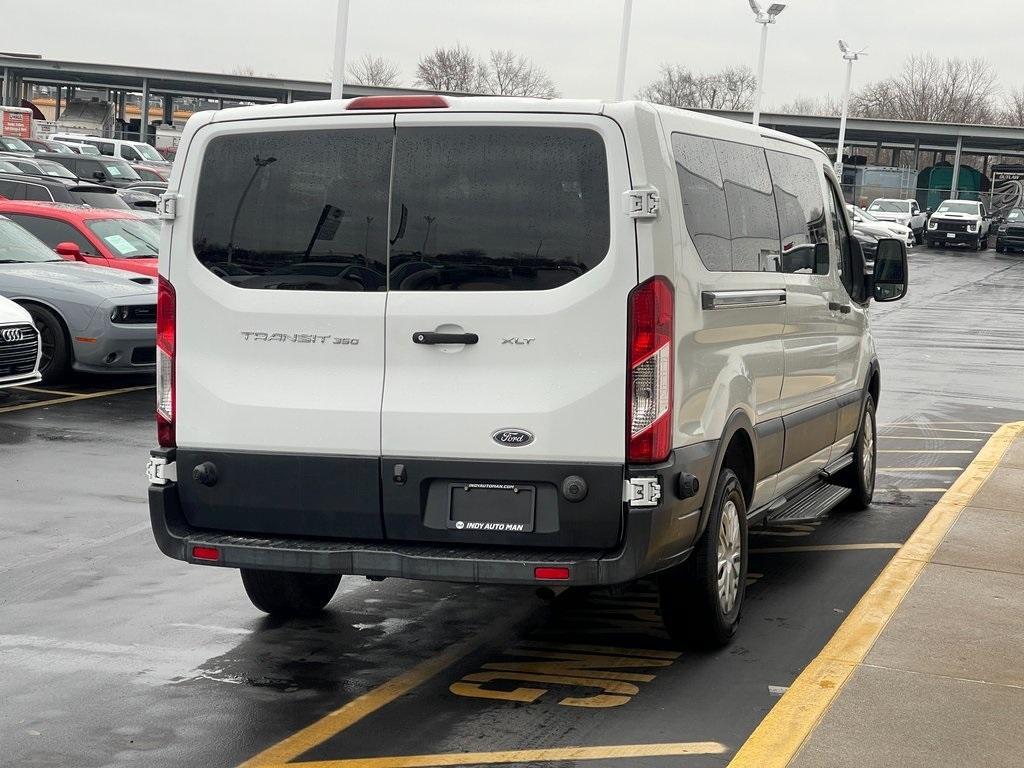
[
  {"x1": 828, "y1": 302, "x2": 851, "y2": 314},
  {"x1": 413, "y1": 332, "x2": 479, "y2": 345}
]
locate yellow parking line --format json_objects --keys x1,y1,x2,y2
[
  {"x1": 272, "y1": 742, "x2": 728, "y2": 768},
  {"x1": 0, "y1": 385, "x2": 152, "y2": 414},
  {"x1": 238, "y1": 604, "x2": 537, "y2": 767},
  {"x1": 750, "y1": 543, "x2": 902, "y2": 554},
  {"x1": 13, "y1": 385, "x2": 76, "y2": 396},
  {"x1": 728, "y1": 420, "x2": 1024, "y2": 768}
]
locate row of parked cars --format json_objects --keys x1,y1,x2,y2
[{"x1": 0, "y1": 131, "x2": 165, "y2": 388}]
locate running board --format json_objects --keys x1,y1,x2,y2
[
  {"x1": 819, "y1": 453, "x2": 854, "y2": 481},
  {"x1": 765, "y1": 481, "x2": 852, "y2": 525}
]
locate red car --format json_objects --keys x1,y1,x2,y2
[
  {"x1": 129, "y1": 163, "x2": 171, "y2": 182},
  {"x1": 0, "y1": 201, "x2": 158, "y2": 276}
]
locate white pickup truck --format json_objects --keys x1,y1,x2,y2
[
  {"x1": 867, "y1": 198, "x2": 928, "y2": 244},
  {"x1": 924, "y1": 199, "x2": 992, "y2": 251}
]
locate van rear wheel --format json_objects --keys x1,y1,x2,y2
[
  {"x1": 658, "y1": 468, "x2": 747, "y2": 649},
  {"x1": 240, "y1": 569, "x2": 341, "y2": 617},
  {"x1": 840, "y1": 395, "x2": 877, "y2": 511}
]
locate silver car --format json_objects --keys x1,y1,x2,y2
[{"x1": 0, "y1": 215, "x2": 156, "y2": 383}]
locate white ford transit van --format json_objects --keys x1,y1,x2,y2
[{"x1": 147, "y1": 95, "x2": 908, "y2": 647}]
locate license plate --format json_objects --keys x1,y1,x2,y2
[
  {"x1": 448, "y1": 482, "x2": 535, "y2": 532},
  {"x1": 947, "y1": 232, "x2": 956, "y2": 238}
]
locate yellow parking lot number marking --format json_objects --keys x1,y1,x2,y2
[
  {"x1": 274, "y1": 741, "x2": 728, "y2": 767},
  {"x1": 728, "y1": 421, "x2": 1024, "y2": 768}
]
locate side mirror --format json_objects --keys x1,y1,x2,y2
[
  {"x1": 55, "y1": 242, "x2": 85, "y2": 261},
  {"x1": 872, "y1": 238, "x2": 908, "y2": 302}
]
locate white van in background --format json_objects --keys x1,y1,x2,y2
[
  {"x1": 50, "y1": 133, "x2": 170, "y2": 165},
  {"x1": 147, "y1": 95, "x2": 907, "y2": 648}
]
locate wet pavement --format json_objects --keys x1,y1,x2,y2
[{"x1": 2, "y1": 247, "x2": 1024, "y2": 768}]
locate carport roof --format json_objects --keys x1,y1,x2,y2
[
  {"x1": 701, "y1": 109, "x2": 1024, "y2": 156},
  {"x1": 0, "y1": 55, "x2": 436, "y2": 102}
]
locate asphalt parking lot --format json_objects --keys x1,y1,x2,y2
[{"x1": 3, "y1": 246, "x2": 1024, "y2": 768}]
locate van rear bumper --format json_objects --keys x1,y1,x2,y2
[{"x1": 148, "y1": 481, "x2": 693, "y2": 586}]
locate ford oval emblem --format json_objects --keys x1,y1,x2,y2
[{"x1": 492, "y1": 428, "x2": 534, "y2": 447}]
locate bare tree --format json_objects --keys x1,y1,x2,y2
[
  {"x1": 775, "y1": 95, "x2": 843, "y2": 117},
  {"x1": 415, "y1": 44, "x2": 487, "y2": 93},
  {"x1": 852, "y1": 55, "x2": 1000, "y2": 124},
  {"x1": 637, "y1": 64, "x2": 756, "y2": 110},
  {"x1": 348, "y1": 54, "x2": 401, "y2": 88},
  {"x1": 1000, "y1": 87, "x2": 1024, "y2": 126},
  {"x1": 482, "y1": 50, "x2": 558, "y2": 98}
]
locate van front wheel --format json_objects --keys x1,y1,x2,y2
[
  {"x1": 840, "y1": 395, "x2": 877, "y2": 511},
  {"x1": 240, "y1": 569, "x2": 341, "y2": 617},
  {"x1": 658, "y1": 468, "x2": 747, "y2": 649}
]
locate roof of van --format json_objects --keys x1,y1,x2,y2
[{"x1": 203, "y1": 96, "x2": 826, "y2": 155}]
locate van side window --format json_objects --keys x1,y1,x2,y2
[
  {"x1": 193, "y1": 128, "x2": 393, "y2": 291},
  {"x1": 389, "y1": 127, "x2": 609, "y2": 291},
  {"x1": 766, "y1": 150, "x2": 829, "y2": 275},
  {"x1": 671, "y1": 133, "x2": 731, "y2": 272},
  {"x1": 824, "y1": 179, "x2": 855, "y2": 295},
  {"x1": 714, "y1": 140, "x2": 781, "y2": 272}
]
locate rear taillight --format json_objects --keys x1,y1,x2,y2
[
  {"x1": 156, "y1": 275, "x2": 175, "y2": 448},
  {"x1": 627, "y1": 276, "x2": 674, "y2": 463}
]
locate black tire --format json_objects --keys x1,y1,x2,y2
[
  {"x1": 914, "y1": 229, "x2": 923, "y2": 245},
  {"x1": 658, "y1": 468, "x2": 748, "y2": 650},
  {"x1": 840, "y1": 395, "x2": 877, "y2": 511},
  {"x1": 978, "y1": 234, "x2": 988, "y2": 251},
  {"x1": 925, "y1": 240, "x2": 936, "y2": 249},
  {"x1": 22, "y1": 303, "x2": 71, "y2": 384},
  {"x1": 996, "y1": 245, "x2": 1006, "y2": 254},
  {"x1": 240, "y1": 569, "x2": 341, "y2": 617}
]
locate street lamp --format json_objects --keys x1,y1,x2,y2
[
  {"x1": 835, "y1": 39, "x2": 868, "y2": 177},
  {"x1": 747, "y1": 0, "x2": 786, "y2": 126},
  {"x1": 614, "y1": 0, "x2": 635, "y2": 101},
  {"x1": 330, "y1": 0, "x2": 351, "y2": 100}
]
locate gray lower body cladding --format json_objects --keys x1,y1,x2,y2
[{"x1": 150, "y1": 444, "x2": 717, "y2": 586}]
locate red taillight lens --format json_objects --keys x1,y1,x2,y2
[
  {"x1": 156, "y1": 275, "x2": 176, "y2": 448},
  {"x1": 192, "y1": 546, "x2": 219, "y2": 562},
  {"x1": 535, "y1": 567, "x2": 570, "y2": 581},
  {"x1": 627, "y1": 276, "x2": 674, "y2": 463},
  {"x1": 347, "y1": 95, "x2": 449, "y2": 110}
]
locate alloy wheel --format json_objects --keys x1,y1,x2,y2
[{"x1": 717, "y1": 499, "x2": 742, "y2": 614}]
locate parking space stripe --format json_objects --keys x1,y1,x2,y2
[
  {"x1": 881, "y1": 427, "x2": 993, "y2": 435},
  {"x1": 878, "y1": 436, "x2": 983, "y2": 442},
  {"x1": 878, "y1": 467, "x2": 963, "y2": 472},
  {"x1": 878, "y1": 449, "x2": 972, "y2": 454},
  {"x1": 13, "y1": 385, "x2": 79, "y2": 396},
  {"x1": 268, "y1": 741, "x2": 728, "y2": 767},
  {"x1": 238, "y1": 604, "x2": 538, "y2": 767},
  {"x1": 727, "y1": 420, "x2": 1024, "y2": 768},
  {"x1": 886, "y1": 488, "x2": 950, "y2": 493},
  {"x1": 0, "y1": 385, "x2": 152, "y2": 414},
  {"x1": 750, "y1": 543, "x2": 902, "y2": 554}
]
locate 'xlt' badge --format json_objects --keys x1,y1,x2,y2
[{"x1": 492, "y1": 429, "x2": 534, "y2": 447}]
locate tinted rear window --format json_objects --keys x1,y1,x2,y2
[
  {"x1": 191, "y1": 125, "x2": 610, "y2": 292},
  {"x1": 193, "y1": 128, "x2": 393, "y2": 291},
  {"x1": 389, "y1": 127, "x2": 609, "y2": 291}
]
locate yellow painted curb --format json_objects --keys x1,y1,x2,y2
[{"x1": 727, "y1": 420, "x2": 1024, "y2": 768}]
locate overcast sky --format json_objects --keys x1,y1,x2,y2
[{"x1": 4, "y1": 0, "x2": 1022, "y2": 106}]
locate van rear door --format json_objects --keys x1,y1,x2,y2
[
  {"x1": 171, "y1": 114, "x2": 394, "y2": 539},
  {"x1": 380, "y1": 114, "x2": 635, "y2": 548}
]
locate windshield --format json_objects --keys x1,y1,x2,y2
[
  {"x1": 868, "y1": 200, "x2": 907, "y2": 213},
  {"x1": 36, "y1": 159, "x2": 77, "y2": 179},
  {"x1": 85, "y1": 218, "x2": 159, "y2": 259},
  {"x1": 78, "y1": 145, "x2": 101, "y2": 155},
  {"x1": 0, "y1": 136, "x2": 32, "y2": 152},
  {"x1": 0, "y1": 160, "x2": 23, "y2": 173},
  {"x1": 71, "y1": 190, "x2": 131, "y2": 210},
  {"x1": 47, "y1": 142, "x2": 74, "y2": 154},
  {"x1": 100, "y1": 160, "x2": 142, "y2": 181},
  {"x1": 0, "y1": 218, "x2": 64, "y2": 263},
  {"x1": 936, "y1": 201, "x2": 980, "y2": 215},
  {"x1": 1007, "y1": 209, "x2": 1024, "y2": 221},
  {"x1": 852, "y1": 206, "x2": 879, "y2": 222},
  {"x1": 134, "y1": 143, "x2": 165, "y2": 162}
]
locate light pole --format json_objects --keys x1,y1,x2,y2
[
  {"x1": 614, "y1": 0, "x2": 635, "y2": 101},
  {"x1": 747, "y1": 1, "x2": 786, "y2": 126},
  {"x1": 331, "y1": 0, "x2": 351, "y2": 100},
  {"x1": 835, "y1": 39, "x2": 867, "y2": 178}
]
